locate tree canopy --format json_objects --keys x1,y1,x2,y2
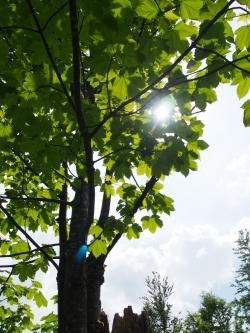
[
  {"x1": 0, "y1": 0, "x2": 249, "y2": 332},
  {"x1": 183, "y1": 292, "x2": 245, "y2": 333}
]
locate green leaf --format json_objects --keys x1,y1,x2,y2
[
  {"x1": 237, "y1": 77, "x2": 250, "y2": 98},
  {"x1": 112, "y1": 75, "x2": 129, "y2": 100},
  {"x1": 175, "y1": 22, "x2": 198, "y2": 39},
  {"x1": 197, "y1": 140, "x2": 209, "y2": 150},
  {"x1": 0, "y1": 124, "x2": 12, "y2": 137},
  {"x1": 1, "y1": 241, "x2": 9, "y2": 255},
  {"x1": 164, "y1": 11, "x2": 179, "y2": 21},
  {"x1": 32, "y1": 281, "x2": 42, "y2": 288},
  {"x1": 13, "y1": 264, "x2": 35, "y2": 282},
  {"x1": 180, "y1": 0, "x2": 203, "y2": 20},
  {"x1": 127, "y1": 223, "x2": 142, "y2": 240},
  {"x1": 23, "y1": 72, "x2": 36, "y2": 91},
  {"x1": 89, "y1": 240, "x2": 107, "y2": 258},
  {"x1": 242, "y1": 100, "x2": 250, "y2": 127},
  {"x1": 34, "y1": 291, "x2": 48, "y2": 308},
  {"x1": 235, "y1": 26, "x2": 250, "y2": 50},
  {"x1": 89, "y1": 225, "x2": 103, "y2": 237},
  {"x1": 11, "y1": 240, "x2": 29, "y2": 254},
  {"x1": 102, "y1": 183, "x2": 115, "y2": 197},
  {"x1": 142, "y1": 216, "x2": 156, "y2": 233},
  {"x1": 114, "y1": 0, "x2": 131, "y2": 8},
  {"x1": 136, "y1": 0, "x2": 158, "y2": 19}
]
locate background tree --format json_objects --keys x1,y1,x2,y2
[
  {"x1": 233, "y1": 229, "x2": 250, "y2": 329},
  {"x1": 0, "y1": 0, "x2": 249, "y2": 332},
  {"x1": 183, "y1": 292, "x2": 246, "y2": 333},
  {"x1": 143, "y1": 272, "x2": 182, "y2": 333}
]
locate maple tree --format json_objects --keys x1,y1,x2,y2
[{"x1": 0, "y1": 0, "x2": 249, "y2": 332}]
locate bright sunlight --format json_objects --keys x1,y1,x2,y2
[{"x1": 153, "y1": 99, "x2": 174, "y2": 121}]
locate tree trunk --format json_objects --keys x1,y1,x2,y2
[
  {"x1": 86, "y1": 255, "x2": 106, "y2": 333},
  {"x1": 60, "y1": 185, "x2": 89, "y2": 333}
]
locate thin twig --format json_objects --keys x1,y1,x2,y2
[
  {"x1": 132, "y1": 172, "x2": 142, "y2": 193},
  {"x1": 0, "y1": 195, "x2": 71, "y2": 206},
  {"x1": 107, "y1": 176, "x2": 158, "y2": 254},
  {"x1": 229, "y1": 6, "x2": 250, "y2": 14},
  {"x1": 36, "y1": 84, "x2": 65, "y2": 94},
  {"x1": 0, "y1": 26, "x2": 38, "y2": 33},
  {"x1": 0, "y1": 243, "x2": 60, "y2": 258},
  {"x1": 0, "y1": 268, "x2": 13, "y2": 297},
  {"x1": 195, "y1": 46, "x2": 250, "y2": 75},
  {"x1": 26, "y1": 0, "x2": 75, "y2": 111},
  {"x1": 106, "y1": 57, "x2": 113, "y2": 113},
  {"x1": 42, "y1": 1, "x2": 68, "y2": 31}
]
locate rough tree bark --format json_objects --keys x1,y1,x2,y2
[
  {"x1": 61, "y1": 185, "x2": 89, "y2": 333},
  {"x1": 86, "y1": 255, "x2": 106, "y2": 333}
]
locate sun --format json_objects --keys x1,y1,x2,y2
[{"x1": 153, "y1": 102, "x2": 171, "y2": 121}]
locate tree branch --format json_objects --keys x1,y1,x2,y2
[
  {"x1": 58, "y1": 165, "x2": 68, "y2": 248},
  {"x1": 195, "y1": 46, "x2": 250, "y2": 75},
  {"x1": 36, "y1": 84, "x2": 65, "y2": 94},
  {"x1": 26, "y1": 0, "x2": 75, "y2": 111},
  {"x1": 0, "y1": 204, "x2": 58, "y2": 270},
  {"x1": 120, "y1": 53, "x2": 250, "y2": 117},
  {"x1": 98, "y1": 170, "x2": 112, "y2": 228},
  {"x1": 0, "y1": 26, "x2": 38, "y2": 33},
  {"x1": 0, "y1": 259, "x2": 36, "y2": 268},
  {"x1": 229, "y1": 6, "x2": 250, "y2": 14},
  {"x1": 0, "y1": 243, "x2": 60, "y2": 258},
  {"x1": 0, "y1": 269, "x2": 13, "y2": 298},
  {"x1": 0, "y1": 194, "x2": 71, "y2": 206},
  {"x1": 106, "y1": 56, "x2": 113, "y2": 113},
  {"x1": 13, "y1": 150, "x2": 58, "y2": 193},
  {"x1": 164, "y1": 54, "x2": 250, "y2": 90},
  {"x1": 93, "y1": 146, "x2": 167, "y2": 164},
  {"x1": 132, "y1": 172, "x2": 142, "y2": 193},
  {"x1": 107, "y1": 176, "x2": 158, "y2": 254},
  {"x1": 93, "y1": 147, "x2": 133, "y2": 164},
  {"x1": 131, "y1": 176, "x2": 158, "y2": 216},
  {"x1": 42, "y1": 1, "x2": 68, "y2": 31},
  {"x1": 90, "y1": 0, "x2": 236, "y2": 137},
  {"x1": 0, "y1": 257, "x2": 60, "y2": 268}
]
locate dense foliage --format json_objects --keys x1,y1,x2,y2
[{"x1": 0, "y1": 0, "x2": 249, "y2": 331}]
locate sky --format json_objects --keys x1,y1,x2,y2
[{"x1": 100, "y1": 84, "x2": 250, "y2": 320}]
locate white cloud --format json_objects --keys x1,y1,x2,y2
[
  {"x1": 223, "y1": 147, "x2": 250, "y2": 200},
  {"x1": 196, "y1": 247, "x2": 207, "y2": 258}
]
